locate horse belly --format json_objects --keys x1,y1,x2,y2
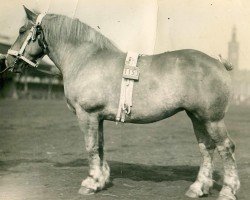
[
  {"x1": 129, "y1": 94, "x2": 183, "y2": 123},
  {"x1": 104, "y1": 82, "x2": 183, "y2": 124},
  {"x1": 126, "y1": 107, "x2": 183, "y2": 123}
]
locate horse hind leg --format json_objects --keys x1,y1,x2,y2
[
  {"x1": 206, "y1": 120, "x2": 240, "y2": 200},
  {"x1": 186, "y1": 112, "x2": 216, "y2": 198}
]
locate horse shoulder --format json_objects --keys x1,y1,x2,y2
[{"x1": 66, "y1": 83, "x2": 107, "y2": 114}]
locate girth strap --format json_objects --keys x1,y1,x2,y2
[{"x1": 116, "y1": 52, "x2": 140, "y2": 122}]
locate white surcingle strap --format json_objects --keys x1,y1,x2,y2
[{"x1": 116, "y1": 52, "x2": 140, "y2": 122}]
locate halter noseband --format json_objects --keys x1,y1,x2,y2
[{"x1": 7, "y1": 13, "x2": 47, "y2": 68}]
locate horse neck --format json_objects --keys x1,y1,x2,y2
[
  {"x1": 42, "y1": 16, "x2": 122, "y2": 77},
  {"x1": 46, "y1": 38, "x2": 100, "y2": 76}
]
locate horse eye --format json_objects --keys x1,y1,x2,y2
[{"x1": 19, "y1": 26, "x2": 27, "y2": 34}]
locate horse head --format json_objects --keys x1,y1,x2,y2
[{"x1": 6, "y1": 6, "x2": 48, "y2": 73}]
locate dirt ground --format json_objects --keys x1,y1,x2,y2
[{"x1": 0, "y1": 99, "x2": 249, "y2": 200}]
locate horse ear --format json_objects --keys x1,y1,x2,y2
[{"x1": 23, "y1": 5, "x2": 37, "y2": 22}]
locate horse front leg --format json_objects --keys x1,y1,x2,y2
[{"x1": 76, "y1": 110, "x2": 110, "y2": 195}]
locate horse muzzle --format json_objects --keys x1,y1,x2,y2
[
  {"x1": 4, "y1": 54, "x2": 25, "y2": 73},
  {"x1": 0, "y1": 54, "x2": 12, "y2": 74}
]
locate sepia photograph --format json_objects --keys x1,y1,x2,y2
[{"x1": 0, "y1": 0, "x2": 250, "y2": 199}]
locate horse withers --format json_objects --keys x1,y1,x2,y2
[{"x1": 5, "y1": 7, "x2": 240, "y2": 200}]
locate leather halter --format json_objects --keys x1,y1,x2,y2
[{"x1": 7, "y1": 13, "x2": 47, "y2": 68}]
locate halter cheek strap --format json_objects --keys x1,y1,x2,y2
[{"x1": 7, "y1": 13, "x2": 46, "y2": 68}]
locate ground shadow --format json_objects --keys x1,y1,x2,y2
[
  {"x1": 54, "y1": 158, "x2": 222, "y2": 188},
  {"x1": 0, "y1": 158, "x2": 222, "y2": 191}
]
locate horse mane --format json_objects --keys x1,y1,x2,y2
[{"x1": 42, "y1": 14, "x2": 121, "y2": 52}]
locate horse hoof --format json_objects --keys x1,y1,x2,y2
[
  {"x1": 78, "y1": 186, "x2": 95, "y2": 195},
  {"x1": 185, "y1": 188, "x2": 203, "y2": 198},
  {"x1": 217, "y1": 194, "x2": 237, "y2": 200}
]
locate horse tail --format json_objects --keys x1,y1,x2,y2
[{"x1": 218, "y1": 54, "x2": 233, "y2": 71}]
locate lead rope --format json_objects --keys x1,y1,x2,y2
[{"x1": 0, "y1": 66, "x2": 12, "y2": 74}]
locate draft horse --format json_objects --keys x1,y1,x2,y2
[{"x1": 5, "y1": 7, "x2": 240, "y2": 200}]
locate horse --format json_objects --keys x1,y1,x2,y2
[{"x1": 5, "y1": 7, "x2": 240, "y2": 200}]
